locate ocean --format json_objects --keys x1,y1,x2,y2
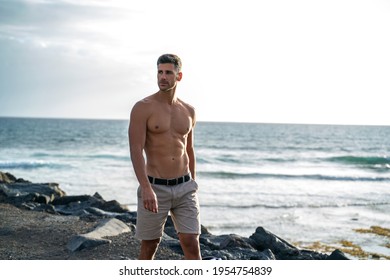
[{"x1": 1, "y1": 117, "x2": 390, "y2": 257}]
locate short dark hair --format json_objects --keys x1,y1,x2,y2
[{"x1": 157, "y1": 54, "x2": 182, "y2": 72}]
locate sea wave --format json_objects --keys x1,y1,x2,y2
[
  {"x1": 327, "y1": 155, "x2": 390, "y2": 170},
  {"x1": 32, "y1": 153, "x2": 129, "y2": 161},
  {"x1": 201, "y1": 201, "x2": 390, "y2": 210},
  {"x1": 196, "y1": 155, "x2": 300, "y2": 166},
  {"x1": 32, "y1": 152, "x2": 80, "y2": 159},
  {"x1": 0, "y1": 160, "x2": 69, "y2": 170},
  {"x1": 87, "y1": 154, "x2": 129, "y2": 161},
  {"x1": 198, "y1": 171, "x2": 390, "y2": 182}
]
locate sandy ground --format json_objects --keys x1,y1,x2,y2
[{"x1": 0, "y1": 203, "x2": 182, "y2": 260}]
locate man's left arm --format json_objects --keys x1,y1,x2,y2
[
  {"x1": 187, "y1": 111, "x2": 196, "y2": 180},
  {"x1": 187, "y1": 128, "x2": 196, "y2": 180}
]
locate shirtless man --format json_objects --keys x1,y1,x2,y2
[{"x1": 128, "y1": 54, "x2": 201, "y2": 260}]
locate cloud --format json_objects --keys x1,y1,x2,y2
[
  {"x1": 0, "y1": 0, "x2": 124, "y2": 27},
  {"x1": 0, "y1": 0, "x2": 128, "y2": 50},
  {"x1": 0, "y1": 0, "x2": 150, "y2": 119}
]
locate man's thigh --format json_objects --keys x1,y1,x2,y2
[
  {"x1": 170, "y1": 180, "x2": 201, "y2": 235},
  {"x1": 135, "y1": 185, "x2": 172, "y2": 240}
]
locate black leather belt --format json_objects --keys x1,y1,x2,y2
[{"x1": 148, "y1": 174, "x2": 191, "y2": 186}]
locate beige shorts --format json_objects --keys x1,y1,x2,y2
[{"x1": 135, "y1": 179, "x2": 200, "y2": 240}]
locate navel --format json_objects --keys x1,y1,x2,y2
[{"x1": 155, "y1": 125, "x2": 159, "y2": 129}]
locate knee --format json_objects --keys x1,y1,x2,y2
[
  {"x1": 142, "y1": 238, "x2": 161, "y2": 248},
  {"x1": 139, "y1": 238, "x2": 161, "y2": 260},
  {"x1": 178, "y1": 233, "x2": 201, "y2": 260},
  {"x1": 179, "y1": 233, "x2": 199, "y2": 247}
]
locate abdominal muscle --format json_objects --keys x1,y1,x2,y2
[{"x1": 144, "y1": 135, "x2": 190, "y2": 179}]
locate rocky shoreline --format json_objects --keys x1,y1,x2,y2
[{"x1": 0, "y1": 171, "x2": 349, "y2": 260}]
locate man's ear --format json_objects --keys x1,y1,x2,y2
[{"x1": 177, "y1": 72, "x2": 183, "y2": 81}]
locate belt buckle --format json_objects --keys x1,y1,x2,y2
[
  {"x1": 167, "y1": 178, "x2": 176, "y2": 186},
  {"x1": 166, "y1": 175, "x2": 188, "y2": 186}
]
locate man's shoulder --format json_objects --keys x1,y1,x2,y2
[
  {"x1": 178, "y1": 98, "x2": 195, "y2": 113},
  {"x1": 130, "y1": 95, "x2": 158, "y2": 121},
  {"x1": 133, "y1": 94, "x2": 157, "y2": 109}
]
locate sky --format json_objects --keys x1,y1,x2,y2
[{"x1": 0, "y1": 0, "x2": 389, "y2": 125}]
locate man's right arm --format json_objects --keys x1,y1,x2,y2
[{"x1": 129, "y1": 102, "x2": 158, "y2": 213}]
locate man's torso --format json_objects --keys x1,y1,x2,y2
[{"x1": 143, "y1": 96, "x2": 194, "y2": 179}]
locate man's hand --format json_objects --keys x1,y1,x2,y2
[{"x1": 142, "y1": 185, "x2": 158, "y2": 213}]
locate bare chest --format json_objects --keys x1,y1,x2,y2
[{"x1": 147, "y1": 105, "x2": 192, "y2": 136}]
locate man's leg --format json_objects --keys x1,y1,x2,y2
[
  {"x1": 136, "y1": 184, "x2": 170, "y2": 260},
  {"x1": 178, "y1": 233, "x2": 201, "y2": 260},
  {"x1": 138, "y1": 238, "x2": 161, "y2": 260}
]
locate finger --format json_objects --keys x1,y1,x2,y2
[
  {"x1": 144, "y1": 200, "x2": 158, "y2": 213},
  {"x1": 149, "y1": 200, "x2": 157, "y2": 213},
  {"x1": 153, "y1": 201, "x2": 158, "y2": 213}
]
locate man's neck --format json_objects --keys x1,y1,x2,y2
[{"x1": 157, "y1": 88, "x2": 177, "y2": 105}]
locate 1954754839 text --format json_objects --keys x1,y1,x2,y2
[{"x1": 211, "y1": 266, "x2": 272, "y2": 276}]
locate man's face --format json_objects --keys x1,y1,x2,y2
[{"x1": 157, "y1": 63, "x2": 182, "y2": 92}]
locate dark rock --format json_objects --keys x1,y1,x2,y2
[
  {"x1": 53, "y1": 194, "x2": 108, "y2": 215},
  {"x1": 161, "y1": 234, "x2": 183, "y2": 255},
  {"x1": 51, "y1": 193, "x2": 128, "y2": 216},
  {"x1": 34, "y1": 193, "x2": 53, "y2": 204},
  {"x1": 201, "y1": 224, "x2": 211, "y2": 235},
  {"x1": 164, "y1": 225, "x2": 178, "y2": 240},
  {"x1": 220, "y1": 234, "x2": 254, "y2": 250},
  {"x1": 0, "y1": 172, "x2": 16, "y2": 183},
  {"x1": 115, "y1": 211, "x2": 137, "y2": 224},
  {"x1": 85, "y1": 207, "x2": 119, "y2": 217},
  {"x1": 259, "y1": 249, "x2": 276, "y2": 260},
  {"x1": 199, "y1": 233, "x2": 275, "y2": 260},
  {"x1": 0, "y1": 182, "x2": 65, "y2": 203},
  {"x1": 202, "y1": 256, "x2": 222, "y2": 260},
  {"x1": 200, "y1": 234, "x2": 229, "y2": 250},
  {"x1": 163, "y1": 216, "x2": 178, "y2": 239},
  {"x1": 249, "y1": 226, "x2": 300, "y2": 259},
  {"x1": 99, "y1": 199, "x2": 129, "y2": 213},
  {"x1": 249, "y1": 227, "x2": 331, "y2": 260},
  {"x1": 327, "y1": 249, "x2": 349, "y2": 260},
  {"x1": 20, "y1": 202, "x2": 57, "y2": 213},
  {"x1": 51, "y1": 194, "x2": 99, "y2": 205},
  {"x1": 6, "y1": 193, "x2": 38, "y2": 205},
  {"x1": 0, "y1": 171, "x2": 31, "y2": 184},
  {"x1": 294, "y1": 249, "x2": 328, "y2": 260},
  {"x1": 200, "y1": 248, "x2": 232, "y2": 260}
]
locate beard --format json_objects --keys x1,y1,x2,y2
[{"x1": 158, "y1": 81, "x2": 176, "y2": 92}]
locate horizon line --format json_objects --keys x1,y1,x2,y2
[{"x1": 1, "y1": 115, "x2": 389, "y2": 127}]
